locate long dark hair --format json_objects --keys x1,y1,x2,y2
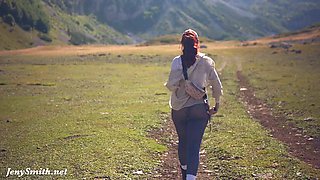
[{"x1": 181, "y1": 29, "x2": 199, "y2": 68}]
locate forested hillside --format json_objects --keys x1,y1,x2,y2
[
  {"x1": 45, "y1": 0, "x2": 320, "y2": 40},
  {"x1": 0, "y1": 0, "x2": 319, "y2": 49}
]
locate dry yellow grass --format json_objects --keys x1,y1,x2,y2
[
  {"x1": 0, "y1": 44, "x2": 179, "y2": 57},
  {"x1": 0, "y1": 41, "x2": 244, "y2": 57},
  {"x1": 251, "y1": 27, "x2": 320, "y2": 44}
]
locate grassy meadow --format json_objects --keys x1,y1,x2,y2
[
  {"x1": 240, "y1": 45, "x2": 320, "y2": 137},
  {"x1": 0, "y1": 43, "x2": 319, "y2": 179}
]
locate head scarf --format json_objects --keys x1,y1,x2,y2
[{"x1": 181, "y1": 29, "x2": 199, "y2": 52}]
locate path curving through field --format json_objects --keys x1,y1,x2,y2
[
  {"x1": 237, "y1": 71, "x2": 320, "y2": 169},
  {"x1": 150, "y1": 114, "x2": 212, "y2": 179}
]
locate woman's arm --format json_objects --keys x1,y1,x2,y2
[
  {"x1": 164, "y1": 57, "x2": 183, "y2": 91},
  {"x1": 165, "y1": 70, "x2": 183, "y2": 91},
  {"x1": 205, "y1": 57, "x2": 223, "y2": 115},
  {"x1": 209, "y1": 67, "x2": 223, "y2": 103}
]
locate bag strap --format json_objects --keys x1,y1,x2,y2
[
  {"x1": 181, "y1": 54, "x2": 203, "y2": 80},
  {"x1": 181, "y1": 55, "x2": 209, "y2": 102},
  {"x1": 182, "y1": 55, "x2": 211, "y2": 122}
]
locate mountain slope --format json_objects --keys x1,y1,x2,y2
[
  {"x1": 0, "y1": 0, "x2": 319, "y2": 50},
  {"x1": 51, "y1": 0, "x2": 320, "y2": 40},
  {"x1": 0, "y1": 0, "x2": 132, "y2": 50},
  {"x1": 44, "y1": 2, "x2": 132, "y2": 45},
  {"x1": 252, "y1": 23, "x2": 320, "y2": 44}
]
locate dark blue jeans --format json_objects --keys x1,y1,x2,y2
[{"x1": 171, "y1": 103, "x2": 209, "y2": 177}]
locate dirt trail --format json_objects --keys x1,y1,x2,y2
[
  {"x1": 150, "y1": 114, "x2": 212, "y2": 179},
  {"x1": 237, "y1": 71, "x2": 320, "y2": 169},
  {"x1": 217, "y1": 60, "x2": 227, "y2": 72}
]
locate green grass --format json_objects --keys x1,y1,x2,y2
[
  {"x1": 237, "y1": 44, "x2": 320, "y2": 138},
  {"x1": 201, "y1": 53, "x2": 319, "y2": 178},
  {"x1": 0, "y1": 44, "x2": 319, "y2": 179},
  {"x1": 0, "y1": 57, "x2": 169, "y2": 179},
  {"x1": 0, "y1": 21, "x2": 36, "y2": 50}
]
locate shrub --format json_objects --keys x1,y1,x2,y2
[
  {"x1": 84, "y1": 23, "x2": 94, "y2": 31},
  {"x1": 69, "y1": 31, "x2": 96, "y2": 45},
  {"x1": 3, "y1": 14, "x2": 15, "y2": 26},
  {"x1": 21, "y1": 24, "x2": 32, "y2": 31},
  {"x1": 38, "y1": 33, "x2": 52, "y2": 42},
  {"x1": 35, "y1": 18, "x2": 50, "y2": 33}
]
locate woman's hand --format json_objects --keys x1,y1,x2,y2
[{"x1": 207, "y1": 103, "x2": 219, "y2": 116}]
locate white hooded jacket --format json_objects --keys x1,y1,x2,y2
[{"x1": 165, "y1": 53, "x2": 223, "y2": 110}]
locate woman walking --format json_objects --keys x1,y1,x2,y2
[{"x1": 165, "y1": 29, "x2": 223, "y2": 180}]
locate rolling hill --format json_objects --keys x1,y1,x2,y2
[
  {"x1": 252, "y1": 23, "x2": 320, "y2": 44},
  {"x1": 0, "y1": 0, "x2": 133, "y2": 50},
  {"x1": 50, "y1": 0, "x2": 320, "y2": 40},
  {"x1": 0, "y1": 0, "x2": 320, "y2": 50}
]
